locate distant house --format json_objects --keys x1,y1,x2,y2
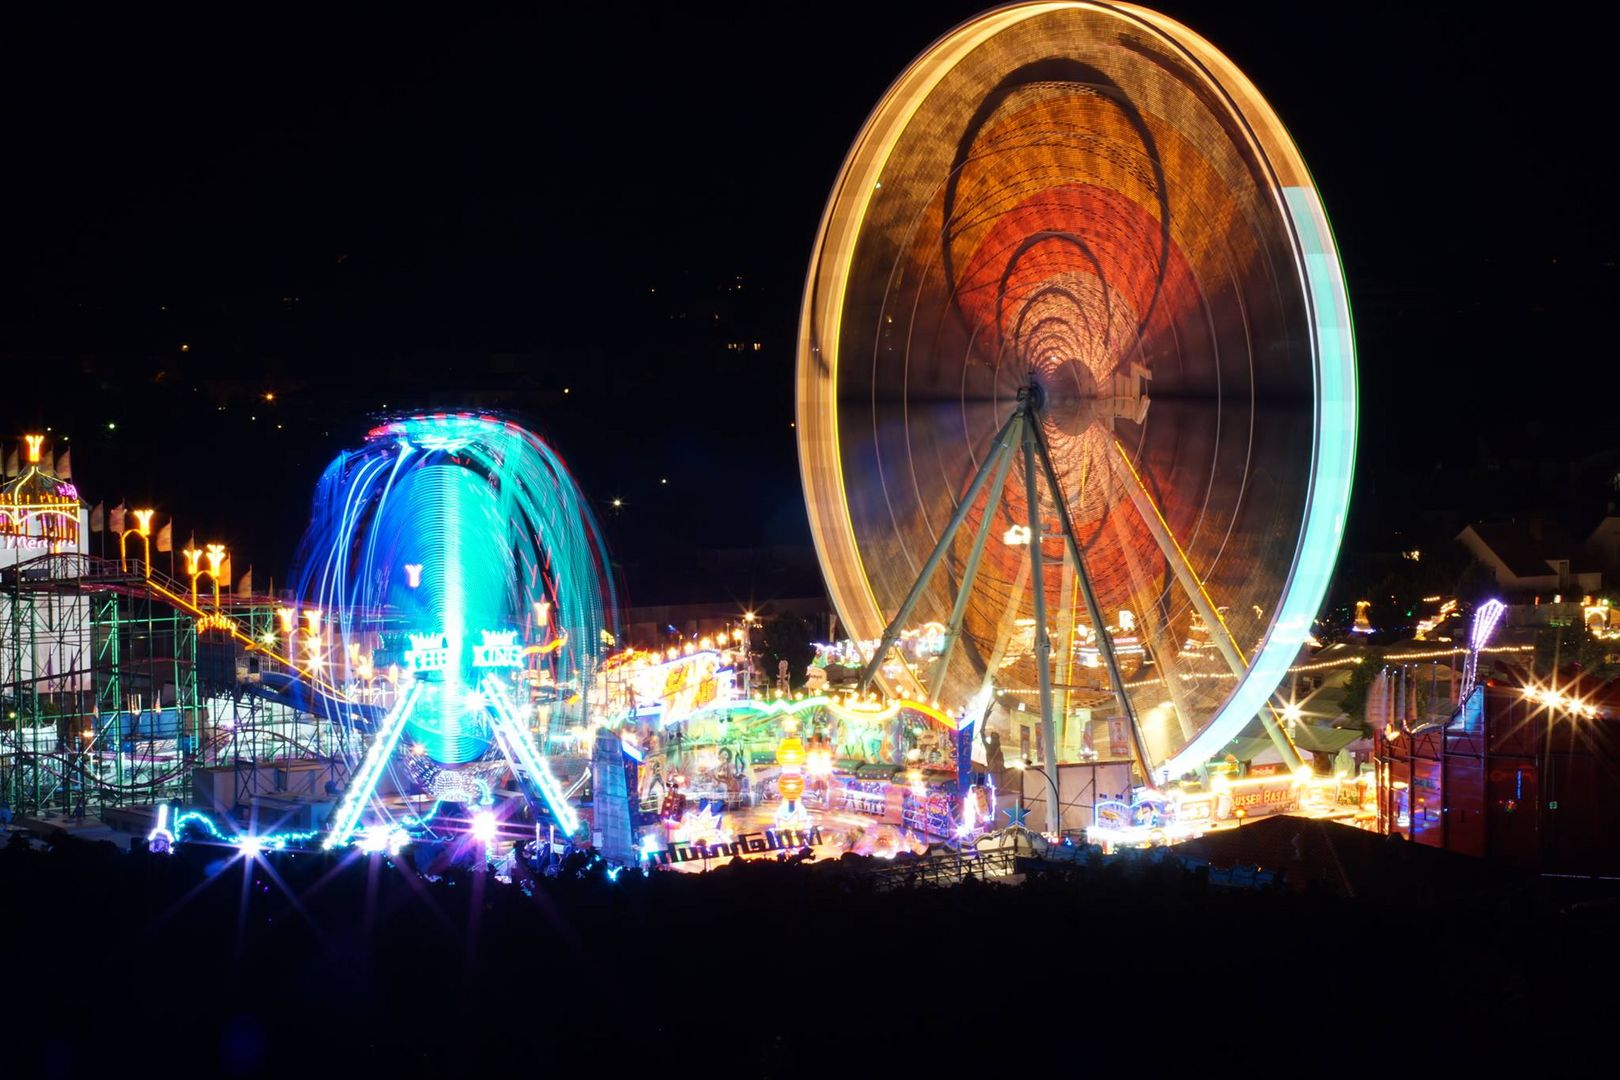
[
  {"x1": 1456, "y1": 520, "x2": 1602, "y2": 595},
  {"x1": 1586, "y1": 515, "x2": 1620, "y2": 587}
]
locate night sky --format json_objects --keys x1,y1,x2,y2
[{"x1": 3, "y1": 2, "x2": 1615, "y2": 606}]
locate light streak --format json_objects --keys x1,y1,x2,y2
[
  {"x1": 482, "y1": 674, "x2": 580, "y2": 835},
  {"x1": 290, "y1": 412, "x2": 616, "y2": 777},
  {"x1": 324, "y1": 680, "x2": 425, "y2": 849},
  {"x1": 1159, "y1": 186, "x2": 1356, "y2": 778}
]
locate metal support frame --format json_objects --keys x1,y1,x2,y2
[
  {"x1": 0, "y1": 554, "x2": 347, "y2": 821},
  {"x1": 852, "y1": 386, "x2": 1182, "y2": 825},
  {"x1": 928, "y1": 423, "x2": 1020, "y2": 704},
  {"x1": 858, "y1": 413, "x2": 1020, "y2": 695},
  {"x1": 325, "y1": 673, "x2": 581, "y2": 848},
  {"x1": 1019, "y1": 414, "x2": 1062, "y2": 827},
  {"x1": 1024, "y1": 416, "x2": 1153, "y2": 784}
]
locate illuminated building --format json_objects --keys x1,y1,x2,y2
[
  {"x1": 1, "y1": 435, "x2": 93, "y2": 769},
  {"x1": 1375, "y1": 672, "x2": 1620, "y2": 875},
  {"x1": 1, "y1": 433, "x2": 86, "y2": 565}
]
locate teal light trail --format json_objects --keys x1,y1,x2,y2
[{"x1": 292, "y1": 412, "x2": 616, "y2": 835}]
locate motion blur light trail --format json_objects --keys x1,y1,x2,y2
[
  {"x1": 797, "y1": 2, "x2": 1357, "y2": 781},
  {"x1": 291, "y1": 413, "x2": 615, "y2": 843}
]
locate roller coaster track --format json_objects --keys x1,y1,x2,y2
[
  {"x1": 1, "y1": 721, "x2": 349, "y2": 810},
  {"x1": 5, "y1": 551, "x2": 353, "y2": 704}
]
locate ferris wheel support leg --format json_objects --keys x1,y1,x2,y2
[
  {"x1": 1106, "y1": 441, "x2": 1302, "y2": 771},
  {"x1": 1019, "y1": 418, "x2": 1063, "y2": 832},
  {"x1": 323, "y1": 679, "x2": 424, "y2": 850},
  {"x1": 928, "y1": 421, "x2": 1020, "y2": 705},
  {"x1": 1106, "y1": 509, "x2": 1198, "y2": 744},
  {"x1": 857, "y1": 414, "x2": 1021, "y2": 694},
  {"x1": 1025, "y1": 417, "x2": 1155, "y2": 786}
]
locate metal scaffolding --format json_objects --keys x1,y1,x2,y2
[{"x1": 0, "y1": 552, "x2": 337, "y2": 822}]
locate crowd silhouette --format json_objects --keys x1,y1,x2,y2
[{"x1": 1, "y1": 825, "x2": 1615, "y2": 1076}]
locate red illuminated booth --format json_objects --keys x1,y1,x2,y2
[{"x1": 1375, "y1": 673, "x2": 1620, "y2": 876}]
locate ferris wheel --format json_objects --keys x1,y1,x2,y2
[
  {"x1": 289, "y1": 413, "x2": 617, "y2": 846},
  {"x1": 796, "y1": 2, "x2": 1356, "y2": 788}
]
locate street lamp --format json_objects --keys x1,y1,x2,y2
[
  {"x1": 182, "y1": 542, "x2": 227, "y2": 606},
  {"x1": 741, "y1": 610, "x2": 758, "y2": 699},
  {"x1": 1014, "y1": 756, "x2": 1062, "y2": 836},
  {"x1": 118, "y1": 508, "x2": 155, "y2": 576}
]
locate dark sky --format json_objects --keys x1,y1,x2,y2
[{"x1": 3, "y1": 2, "x2": 1615, "y2": 604}]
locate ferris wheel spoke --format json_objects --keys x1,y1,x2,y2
[
  {"x1": 1106, "y1": 439, "x2": 1245, "y2": 675},
  {"x1": 1106, "y1": 439, "x2": 1301, "y2": 768},
  {"x1": 1102, "y1": 498, "x2": 1198, "y2": 746}
]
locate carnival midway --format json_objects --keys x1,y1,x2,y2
[{"x1": 7, "y1": 2, "x2": 1529, "y2": 885}]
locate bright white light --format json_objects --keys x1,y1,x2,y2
[
  {"x1": 1282, "y1": 703, "x2": 1303, "y2": 723},
  {"x1": 358, "y1": 823, "x2": 391, "y2": 854},
  {"x1": 239, "y1": 836, "x2": 264, "y2": 859},
  {"x1": 471, "y1": 811, "x2": 497, "y2": 843}
]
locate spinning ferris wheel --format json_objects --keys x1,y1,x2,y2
[
  {"x1": 289, "y1": 413, "x2": 617, "y2": 846},
  {"x1": 796, "y1": 3, "x2": 1356, "y2": 790}
]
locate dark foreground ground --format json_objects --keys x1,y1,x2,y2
[{"x1": 2, "y1": 828, "x2": 1617, "y2": 1077}]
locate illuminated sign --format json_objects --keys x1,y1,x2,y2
[
  {"x1": 197, "y1": 612, "x2": 238, "y2": 634},
  {"x1": 472, "y1": 629, "x2": 523, "y2": 668},
  {"x1": 1094, "y1": 799, "x2": 1132, "y2": 828},
  {"x1": 1225, "y1": 779, "x2": 1299, "y2": 815},
  {"x1": 404, "y1": 629, "x2": 528, "y2": 673},
  {"x1": 404, "y1": 632, "x2": 450, "y2": 673},
  {"x1": 643, "y1": 826, "x2": 824, "y2": 866},
  {"x1": 627, "y1": 650, "x2": 729, "y2": 726}
]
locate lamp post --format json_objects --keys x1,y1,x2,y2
[
  {"x1": 205, "y1": 544, "x2": 226, "y2": 607},
  {"x1": 182, "y1": 544, "x2": 203, "y2": 603},
  {"x1": 183, "y1": 543, "x2": 226, "y2": 607},
  {"x1": 1014, "y1": 757, "x2": 1062, "y2": 836},
  {"x1": 118, "y1": 508, "x2": 155, "y2": 576},
  {"x1": 741, "y1": 610, "x2": 757, "y2": 700}
]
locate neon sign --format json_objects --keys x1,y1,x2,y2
[
  {"x1": 472, "y1": 630, "x2": 523, "y2": 669},
  {"x1": 404, "y1": 632, "x2": 451, "y2": 673},
  {"x1": 642, "y1": 826, "x2": 824, "y2": 866},
  {"x1": 402, "y1": 629, "x2": 530, "y2": 674},
  {"x1": 197, "y1": 612, "x2": 238, "y2": 634}
]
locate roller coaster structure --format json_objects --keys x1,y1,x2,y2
[{"x1": 0, "y1": 552, "x2": 345, "y2": 822}]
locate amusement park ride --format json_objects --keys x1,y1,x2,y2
[
  {"x1": 798, "y1": 1, "x2": 1355, "y2": 831},
  {"x1": 5, "y1": 3, "x2": 1374, "y2": 869}
]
